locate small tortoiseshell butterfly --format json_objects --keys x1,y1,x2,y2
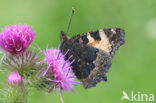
[{"x1": 60, "y1": 8, "x2": 125, "y2": 89}]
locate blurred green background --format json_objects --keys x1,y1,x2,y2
[{"x1": 0, "y1": 0, "x2": 156, "y2": 103}]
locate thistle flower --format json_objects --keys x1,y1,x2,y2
[
  {"x1": 7, "y1": 72, "x2": 23, "y2": 85},
  {"x1": 0, "y1": 24, "x2": 35, "y2": 55},
  {"x1": 43, "y1": 47, "x2": 78, "y2": 103},
  {"x1": 6, "y1": 72, "x2": 28, "y2": 103}
]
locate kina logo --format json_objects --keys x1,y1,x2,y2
[{"x1": 121, "y1": 91, "x2": 154, "y2": 102}]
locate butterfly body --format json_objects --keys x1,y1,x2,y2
[{"x1": 60, "y1": 28, "x2": 125, "y2": 89}]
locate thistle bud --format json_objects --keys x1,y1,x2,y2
[{"x1": 6, "y1": 72, "x2": 28, "y2": 103}]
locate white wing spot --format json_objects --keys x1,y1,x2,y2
[{"x1": 111, "y1": 29, "x2": 116, "y2": 34}]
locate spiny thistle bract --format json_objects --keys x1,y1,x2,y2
[{"x1": 3, "y1": 49, "x2": 43, "y2": 78}]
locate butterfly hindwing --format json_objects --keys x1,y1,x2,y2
[
  {"x1": 60, "y1": 28, "x2": 125, "y2": 89},
  {"x1": 60, "y1": 39, "x2": 111, "y2": 89}
]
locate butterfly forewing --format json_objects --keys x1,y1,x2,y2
[{"x1": 69, "y1": 28, "x2": 125, "y2": 58}]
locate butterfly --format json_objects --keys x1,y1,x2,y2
[{"x1": 60, "y1": 28, "x2": 125, "y2": 89}]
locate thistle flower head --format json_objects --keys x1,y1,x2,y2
[
  {"x1": 6, "y1": 72, "x2": 28, "y2": 103},
  {"x1": 43, "y1": 47, "x2": 78, "y2": 102},
  {"x1": 0, "y1": 24, "x2": 35, "y2": 55},
  {"x1": 7, "y1": 72, "x2": 23, "y2": 85}
]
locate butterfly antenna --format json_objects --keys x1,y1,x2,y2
[{"x1": 66, "y1": 7, "x2": 75, "y2": 34}]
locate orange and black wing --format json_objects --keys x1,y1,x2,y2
[{"x1": 60, "y1": 28, "x2": 125, "y2": 89}]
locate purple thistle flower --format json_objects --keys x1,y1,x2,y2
[
  {"x1": 43, "y1": 47, "x2": 78, "y2": 103},
  {"x1": 6, "y1": 72, "x2": 28, "y2": 103},
  {"x1": 7, "y1": 72, "x2": 23, "y2": 85},
  {"x1": 0, "y1": 24, "x2": 35, "y2": 55}
]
